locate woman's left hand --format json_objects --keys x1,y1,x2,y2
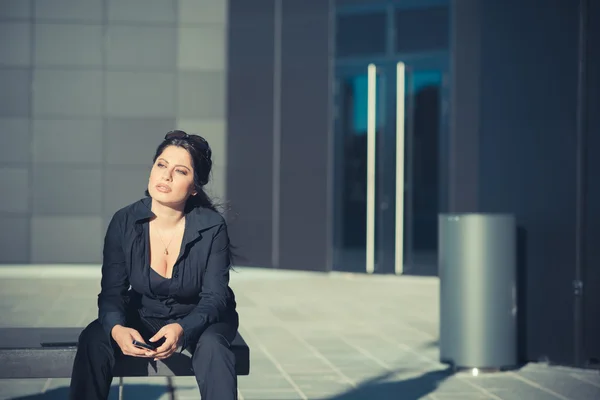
[{"x1": 149, "y1": 323, "x2": 184, "y2": 360}]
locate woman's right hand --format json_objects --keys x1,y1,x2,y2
[{"x1": 111, "y1": 325, "x2": 154, "y2": 357}]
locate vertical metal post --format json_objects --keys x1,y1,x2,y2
[
  {"x1": 574, "y1": 0, "x2": 589, "y2": 367},
  {"x1": 118, "y1": 376, "x2": 124, "y2": 400},
  {"x1": 167, "y1": 376, "x2": 176, "y2": 400},
  {"x1": 271, "y1": 0, "x2": 282, "y2": 268}
]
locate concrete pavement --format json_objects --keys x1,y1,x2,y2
[{"x1": 0, "y1": 265, "x2": 598, "y2": 400}]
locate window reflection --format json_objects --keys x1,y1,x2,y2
[
  {"x1": 338, "y1": 74, "x2": 385, "y2": 248},
  {"x1": 410, "y1": 71, "x2": 442, "y2": 253}
]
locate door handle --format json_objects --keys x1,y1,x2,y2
[
  {"x1": 395, "y1": 62, "x2": 406, "y2": 275},
  {"x1": 366, "y1": 63, "x2": 377, "y2": 274}
]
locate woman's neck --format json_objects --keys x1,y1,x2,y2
[{"x1": 151, "y1": 198, "x2": 185, "y2": 229}]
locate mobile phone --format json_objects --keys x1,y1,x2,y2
[{"x1": 132, "y1": 340, "x2": 156, "y2": 351}]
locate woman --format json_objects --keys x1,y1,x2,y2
[{"x1": 70, "y1": 130, "x2": 239, "y2": 400}]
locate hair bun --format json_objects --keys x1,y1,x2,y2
[
  {"x1": 198, "y1": 147, "x2": 212, "y2": 186},
  {"x1": 203, "y1": 146, "x2": 212, "y2": 161}
]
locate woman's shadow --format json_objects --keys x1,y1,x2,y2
[
  {"x1": 11, "y1": 367, "x2": 454, "y2": 400},
  {"x1": 326, "y1": 366, "x2": 454, "y2": 400}
]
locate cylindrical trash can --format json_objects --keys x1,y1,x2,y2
[{"x1": 439, "y1": 213, "x2": 517, "y2": 370}]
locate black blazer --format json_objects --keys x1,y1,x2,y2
[{"x1": 98, "y1": 197, "x2": 237, "y2": 347}]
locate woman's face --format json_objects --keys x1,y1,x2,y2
[{"x1": 147, "y1": 145, "x2": 196, "y2": 206}]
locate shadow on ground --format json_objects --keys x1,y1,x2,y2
[
  {"x1": 326, "y1": 367, "x2": 454, "y2": 400},
  {"x1": 9, "y1": 384, "x2": 168, "y2": 400}
]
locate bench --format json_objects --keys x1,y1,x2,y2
[{"x1": 0, "y1": 327, "x2": 250, "y2": 399}]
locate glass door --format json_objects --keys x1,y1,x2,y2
[
  {"x1": 333, "y1": 55, "x2": 448, "y2": 275},
  {"x1": 401, "y1": 56, "x2": 449, "y2": 275},
  {"x1": 333, "y1": 63, "x2": 388, "y2": 274}
]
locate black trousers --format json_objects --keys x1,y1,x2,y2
[{"x1": 69, "y1": 312, "x2": 238, "y2": 400}]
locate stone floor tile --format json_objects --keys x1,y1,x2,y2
[{"x1": 0, "y1": 266, "x2": 598, "y2": 400}]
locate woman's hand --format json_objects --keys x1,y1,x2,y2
[
  {"x1": 149, "y1": 323, "x2": 184, "y2": 361},
  {"x1": 111, "y1": 325, "x2": 154, "y2": 357}
]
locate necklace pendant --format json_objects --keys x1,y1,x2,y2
[{"x1": 164, "y1": 249, "x2": 169, "y2": 255}]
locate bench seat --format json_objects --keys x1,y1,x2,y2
[{"x1": 0, "y1": 327, "x2": 250, "y2": 379}]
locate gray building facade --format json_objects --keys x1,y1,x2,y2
[
  {"x1": 225, "y1": 0, "x2": 600, "y2": 369},
  {"x1": 0, "y1": 0, "x2": 228, "y2": 263},
  {"x1": 0, "y1": 0, "x2": 598, "y2": 370}
]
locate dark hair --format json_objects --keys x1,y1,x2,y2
[
  {"x1": 145, "y1": 130, "x2": 242, "y2": 265},
  {"x1": 144, "y1": 130, "x2": 219, "y2": 213}
]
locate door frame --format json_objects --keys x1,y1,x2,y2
[{"x1": 331, "y1": 52, "x2": 449, "y2": 275}]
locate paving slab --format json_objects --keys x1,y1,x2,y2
[{"x1": 0, "y1": 265, "x2": 598, "y2": 399}]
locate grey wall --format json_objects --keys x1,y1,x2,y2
[
  {"x1": 278, "y1": 0, "x2": 330, "y2": 271},
  {"x1": 478, "y1": 0, "x2": 579, "y2": 366},
  {"x1": 451, "y1": 0, "x2": 600, "y2": 367},
  {"x1": 0, "y1": 0, "x2": 228, "y2": 264},
  {"x1": 226, "y1": 0, "x2": 275, "y2": 268},
  {"x1": 227, "y1": 0, "x2": 332, "y2": 271},
  {"x1": 448, "y1": 0, "x2": 480, "y2": 213}
]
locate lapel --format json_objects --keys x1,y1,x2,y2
[{"x1": 130, "y1": 196, "x2": 223, "y2": 263}]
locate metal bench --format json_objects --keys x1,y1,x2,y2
[{"x1": 0, "y1": 327, "x2": 250, "y2": 399}]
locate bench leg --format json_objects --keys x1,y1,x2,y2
[
  {"x1": 166, "y1": 376, "x2": 176, "y2": 400},
  {"x1": 116, "y1": 376, "x2": 172, "y2": 400},
  {"x1": 118, "y1": 376, "x2": 124, "y2": 400}
]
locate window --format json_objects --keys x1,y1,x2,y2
[
  {"x1": 336, "y1": 11, "x2": 387, "y2": 57},
  {"x1": 395, "y1": 6, "x2": 449, "y2": 53}
]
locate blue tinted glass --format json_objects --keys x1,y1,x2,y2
[
  {"x1": 352, "y1": 75, "x2": 368, "y2": 132},
  {"x1": 395, "y1": 6, "x2": 449, "y2": 53},
  {"x1": 336, "y1": 12, "x2": 387, "y2": 57},
  {"x1": 349, "y1": 74, "x2": 385, "y2": 134},
  {"x1": 411, "y1": 71, "x2": 442, "y2": 94}
]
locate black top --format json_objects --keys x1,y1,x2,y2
[
  {"x1": 98, "y1": 197, "x2": 237, "y2": 348},
  {"x1": 149, "y1": 268, "x2": 171, "y2": 298}
]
